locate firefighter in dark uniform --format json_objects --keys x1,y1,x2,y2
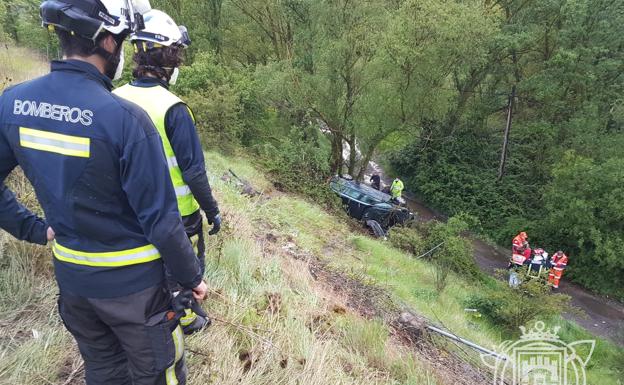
[
  {"x1": 0, "y1": 1, "x2": 206, "y2": 384},
  {"x1": 114, "y1": 9, "x2": 221, "y2": 334}
]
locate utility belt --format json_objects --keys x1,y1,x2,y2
[{"x1": 53, "y1": 242, "x2": 161, "y2": 267}]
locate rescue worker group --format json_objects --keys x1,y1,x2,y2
[{"x1": 509, "y1": 231, "x2": 569, "y2": 289}]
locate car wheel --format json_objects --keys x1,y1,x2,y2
[{"x1": 366, "y1": 220, "x2": 386, "y2": 239}]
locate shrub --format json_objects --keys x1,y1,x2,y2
[
  {"x1": 466, "y1": 279, "x2": 571, "y2": 333},
  {"x1": 388, "y1": 227, "x2": 424, "y2": 256},
  {"x1": 186, "y1": 87, "x2": 243, "y2": 152},
  {"x1": 432, "y1": 263, "x2": 449, "y2": 293},
  {"x1": 538, "y1": 152, "x2": 624, "y2": 300},
  {"x1": 255, "y1": 127, "x2": 340, "y2": 209},
  {"x1": 173, "y1": 53, "x2": 266, "y2": 151},
  {"x1": 390, "y1": 214, "x2": 483, "y2": 280}
]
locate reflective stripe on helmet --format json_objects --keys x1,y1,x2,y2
[{"x1": 53, "y1": 242, "x2": 160, "y2": 267}]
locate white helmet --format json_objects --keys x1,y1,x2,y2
[
  {"x1": 41, "y1": 0, "x2": 152, "y2": 41},
  {"x1": 130, "y1": 9, "x2": 190, "y2": 51}
]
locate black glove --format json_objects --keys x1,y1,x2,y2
[
  {"x1": 172, "y1": 290, "x2": 209, "y2": 318},
  {"x1": 208, "y1": 213, "x2": 221, "y2": 236}
]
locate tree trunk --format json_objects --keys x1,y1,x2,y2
[
  {"x1": 356, "y1": 144, "x2": 376, "y2": 181},
  {"x1": 208, "y1": 0, "x2": 223, "y2": 56},
  {"x1": 330, "y1": 134, "x2": 344, "y2": 175},
  {"x1": 447, "y1": 68, "x2": 487, "y2": 130},
  {"x1": 497, "y1": 86, "x2": 516, "y2": 181},
  {"x1": 347, "y1": 132, "x2": 357, "y2": 176},
  {"x1": 5, "y1": 4, "x2": 19, "y2": 42}
]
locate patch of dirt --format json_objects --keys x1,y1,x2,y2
[
  {"x1": 57, "y1": 355, "x2": 85, "y2": 385},
  {"x1": 238, "y1": 349, "x2": 255, "y2": 373},
  {"x1": 272, "y1": 181, "x2": 286, "y2": 192},
  {"x1": 265, "y1": 292, "x2": 282, "y2": 315},
  {"x1": 265, "y1": 233, "x2": 278, "y2": 243}
]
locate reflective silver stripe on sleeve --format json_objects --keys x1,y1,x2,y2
[
  {"x1": 174, "y1": 185, "x2": 192, "y2": 198},
  {"x1": 167, "y1": 156, "x2": 179, "y2": 169}
]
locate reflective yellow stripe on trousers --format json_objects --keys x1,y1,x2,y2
[
  {"x1": 166, "y1": 325, "x2": 184, "y2": 385},
  {"x1": 53, "y1": 242, "x2": 161, "y2": 267}
]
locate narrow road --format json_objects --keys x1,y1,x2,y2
[{"x1": 365, "y1": 163, "x2": 623, "y2": 345}]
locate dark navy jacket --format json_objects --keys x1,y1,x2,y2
[
  {"x1": 132, "y1": 77, "x2": 219, "y2": 227},
  {"x1": 0, "y1": 60, "x2": 201, "y2": 298}
]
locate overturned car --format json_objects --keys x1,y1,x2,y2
[{"x1": 329, "y1": 176, "x2": 415, "y2": 237}]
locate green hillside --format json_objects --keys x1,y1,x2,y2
[
  {"x1": 3, "y1": 0, "x2": 623, "y2": 298},
  {"x1": 1, "y1": 1, "x2": 623, "y2": 384},
  {"x1": 1, "y1": 148, "x2": 622, "y2": 384}
]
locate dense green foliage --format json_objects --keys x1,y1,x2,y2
[
  {"x1": 1, "y1": 0, "x2": 58, "y2": 57},
  {"x1": 389, "y1": 214, "x2": 484, "y2": 281},
  {"x1": 466, "y1": 279, "x2": 571, "y2": 332},
  {"x1": 3, "y1": 0, "x2": 622, "y2": 297},
  {"x1": 389, "y1": 0, "x2": 624, "y2": 298}
]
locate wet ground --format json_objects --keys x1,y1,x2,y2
[{"x1": 402, "y1": 193, "x2": 624, "y2": 345}]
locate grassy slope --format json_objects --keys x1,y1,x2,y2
[
  {"x1": 0, "y1": 48, "x2": 622, "y2": 385},
  {"x1": 200, "y1": 152, "x2": 624, "y2": 385},
  {"x1": 0, "y1": 45, "x2": 48, "y2": 90},
  {"x1": 5, "y1": 151, "x2": 620, "y2": 385}
]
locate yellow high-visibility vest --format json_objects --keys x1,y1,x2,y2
[
  {"x1": 114, "y1": 84, "x2": 200, "y2": 216},
  {"x1": 391, "y1": 179, "x2": 404, "y2": 199}
]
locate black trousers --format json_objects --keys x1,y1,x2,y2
[{"x1": 58, "y1": 284, "x2": 187, "y2": 385}]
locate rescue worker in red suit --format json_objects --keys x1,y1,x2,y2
[
  {"x1": 522, "y1": 242, "x2": 531, "y2": 260},
  {"x1": 548, "y1": 250, "x2": 568, "y2": 289},
  {"x1": 512, "y1": 231, "x2": 531, "y2": 262},
  {"x1": 512, "y1": 232, "x2": 528, "y2": 254}
]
